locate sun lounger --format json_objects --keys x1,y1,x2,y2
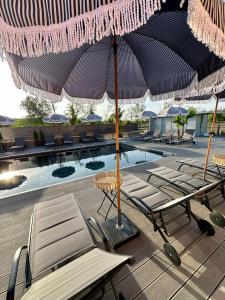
[
  {"x1": 93, "y1": 130, "x2": 105, "y2": 142},
  {"x1": 177, "y1": 158, "x2": 225, "y2": 179},
  {"x1": 148, "y1": 128, "x2": 161, "y2": 141},
  {"x1": 120, "y1": 174, "x2": 216, "y2": 266},
  {"x1": 178, "y1": 129, "x2": 195, "y2": 144},
  {"x1": 80, "y1": 131, "x2": 93, "y2": 143},
  {"x1": 63, "y1": 133, "x2": 73, "y2": 145},
  {"x1": 146, "y1": 166, "x2": 225, "y2": 228},
  {"x1": 7, "y1": 194, "x2": 133, "y2": 300},
  {"x1": 45, "y1": 135, "x2": 55, "y2": 147},
  {"x1": 10, "y1": 137, "x2": 26, "y2": 151},
  {"x1": 152, "y1": 130, "x2": 173, "y2": 143}
]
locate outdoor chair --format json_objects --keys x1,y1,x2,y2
[
  {"x1": 80, "y1": 131, "x2": 93, "y2": 143},
  {"x1": 152, "y1": 129, "x2": 171, "y2": 143},
  {"x1": 177, "y1": 158, "x2": 225, "y2": 180},
  {"x1": 93, "y1": 130, "x2": 105, "y2": 142},
  {"x1": 146, "y1": 166, "x2": 225, "y2": 228},
  {"x1": 44, "y1": 135, "x2": 55, "y2": 147},
  {"x1": 63, "y1": 133, "x2": 73, "y2": 145},
  {"x1": 120, "y1": 174, "x2": 215, "y2": 266},
  {"x1": 7, "y1": 193, "x2": 133, "y2": 300},
  {"x1": 178, "y1": 129, "x2": 195, "y2": 144},
  {"x1": 147, "y1": 128, "x2": 161, "y2": 142},
  {"x1": 10, "y1": 137, "x2": 26, "y2": 151},
  {"x1": 128, "y1": 130, "x2": 152, "y2": 141}
]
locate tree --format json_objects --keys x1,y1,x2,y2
[
  {"x1": 65, "y1": 102, "x2": 83, "y2": 125},
  {"x1": 173, "y1": 107, "x2": 197, "y2": 138},
  {"x1": 209, "y1": 111, "x2": 225, "y2": 135},
  {"x1": 108, "y1": 107, "x2": 124, "y2": 134},
  {"x1": 50, "y1": 101, "x2": 57, "y2": 114},
  {"x1": 20, "y1": 96, "x2": 52, "y2": 121},
  {"x1": 130, "y1": 104, "x2": 145, "y2": 121},
  {"x1": 89, "y1": 104, "x2": 95, "y2": 114}
]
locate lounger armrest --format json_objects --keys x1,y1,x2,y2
[
  {"x1": 7, "y1": 245, "x2": 28, "y2": 300},
  {"x1": 87, "y1": 217, "x2": 111, "y2": 251},
  {"x1": 153, "y1": 193, "x2": 195, "y2": 213}
]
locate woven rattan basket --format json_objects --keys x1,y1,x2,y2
[
  {"x1": 94, "y1": 171, "x2": 122, "y2": 191},
  {"x1": 213, "y1": 155, "x2": 225, "y2": 167}
]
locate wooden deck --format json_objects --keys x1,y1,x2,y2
[{"x1": 0, "y1": 144, "x2": 225, "y2": 299}]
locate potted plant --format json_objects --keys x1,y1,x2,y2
[
  {"x1": 33, "y1": 130, "x2": 40, "y2": 146},
  {"x1": 39, "y1": 130, "x2": 46, "y2": 146}
]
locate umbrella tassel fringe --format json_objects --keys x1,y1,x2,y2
[
  {"x1": 188, "y1": 0, "x2": 225, "y2": 60},
  {"x1": 0, "y1": 0, "x2": 161, "y2": 58}
]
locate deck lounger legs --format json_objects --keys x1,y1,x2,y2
[
  {"x1": 7, "y1": 194, "x2": 133, "y2": 300},
  {"x1": 120, "y1": 174, "x2": 216, "y2": 266}
]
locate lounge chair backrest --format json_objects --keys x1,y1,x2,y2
[
  {"x1": 30, "y1": 194, "x2": 95, "y2": 280},
  {"x1": 153, "y1": 128, "x2": 160, "y2": 137},
  {"x1": 80, "y1": 132, "x2": 87, "y2": 138},
  {"x1": 15, "y1": 137, "x2": 25, "y2": 146},
  {"x1": 185, "y1": 129, "x2": 195, "y2": 136},
  {"x1": 164, "y1": 130, "x2": 173, "y2": 138},
  {"x1": 63, "y1": 133, "x2": 71, "y2": 141},
  {"x1": 45, "y1": 135, "x2": 54, "y2": 143}
]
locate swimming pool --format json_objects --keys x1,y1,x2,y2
[{"x1": 0, "y1": 144, "x2": 160, "y2": 198}]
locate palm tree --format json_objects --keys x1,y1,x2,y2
[
  {"x1": 173, "y1": 108, "x2": 196, "y2": 138},
  {"x1": 209, "y1": 112, "x2": 225, "y2": 135},
  {"x1": 173, "y1": 115, "x2": 185, "y2": 138}
]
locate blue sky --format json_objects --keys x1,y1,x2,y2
[{"x1": 0, "y1": 60, "x2": 223, "y2": 118}]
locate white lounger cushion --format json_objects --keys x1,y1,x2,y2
[{"x1": 22, "y1": 248, "x2": 130, "y2": 300}]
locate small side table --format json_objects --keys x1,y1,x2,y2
[
  {"x1": 94, "y1": 172, "x2": 139, "y2": 249},
  {"x1": 212, "y1": 155, "x2": 225, "y2": 180},
  {"x1": 95, "y1": 172, "x2": 121, "y2": 220}
]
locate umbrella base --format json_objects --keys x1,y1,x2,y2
[{"x1": 101, "y1": 213, "x2": 139, "y2": 249}]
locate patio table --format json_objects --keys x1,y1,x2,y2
[
  {"x1": 95, "y1": 171, "x2": 122, "y2": 220},
  {"x1": 212, "y1": 155, "x2": 225, "y2": 180}
]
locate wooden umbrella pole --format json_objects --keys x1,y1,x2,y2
[
  {"x1": 203, "y1": 95, "x2": 219, "y2": 180},
  {"x1": 113, "y1": 36, "x2": 123, "y2": 229}
]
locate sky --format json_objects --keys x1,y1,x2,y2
[{"x1": 0, "y1": 59, "x2": 224, "y2": 118}]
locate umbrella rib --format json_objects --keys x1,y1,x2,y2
[{"x1": 132, "y1": 31, "x2": 195, "y2": 70}]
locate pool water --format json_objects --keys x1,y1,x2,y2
[{"x1": 0, "y1": 144, "x2": 160, "y2": 198}]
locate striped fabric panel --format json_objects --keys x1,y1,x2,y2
[
  {"x1": 7, "y1": 9, "x2": 225, "y2": 101},
  {"x1": 0, "y1": 0, "x2": 117, "y2": 27}
]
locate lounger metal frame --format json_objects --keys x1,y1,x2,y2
[
  {"x1": 147, "y1": 170, "x2": 225, "y2": 212},
  {"x1": 177, "y1": 160, "x2": 225, "y2": 198}
]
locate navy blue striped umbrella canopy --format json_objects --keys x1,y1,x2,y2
[
  {"x1": 142, "y1": 111, "x2": 157, "y2": 118},
  {"x1": 166, "y1": 106, "x2": 188, "y2": 116},
  {"x1": 43, "y1": 114, "x2": 69, "y2": 124},
  {"x1": 175, "y1": 90, "x2": 225, "y2": 103},
  {"x1": 86, "y1": 114, "x2": 102, "y2": 122},
  {"x1": 6, "y1": 2, "x2": 225, "y2": 104},
  {"x1": 0, "y1": 116, "x2": 15, "y2": 126}
]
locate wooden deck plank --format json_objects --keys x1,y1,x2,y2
[
  {"x1": 133, "y1": 207, "x2": 225, "y2": 300},
  {"x1": 209, "y1": 277, "x2": 225, "y2": 300},
  {"x1": 171, "y1": 242, "x2": 225, "y2": 300}
]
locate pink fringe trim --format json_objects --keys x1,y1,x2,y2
[
  {"x1": 0, "y1": 0, "x2": 162, "y2": 58},
  {"x1": 188, "y1": 0, "x2": 225, "y2": 60}
]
